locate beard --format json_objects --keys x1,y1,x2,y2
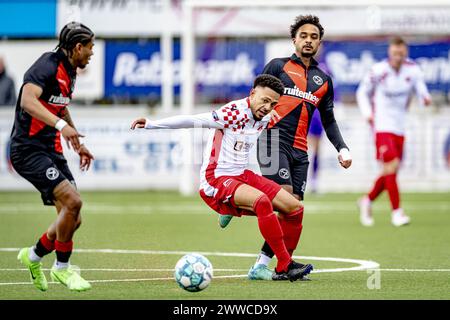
[{"x1": 301, "y1": 48, "x2": 316, "y2": 58}]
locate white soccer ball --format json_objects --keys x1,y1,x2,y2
[{"x1": 174, "y1": 253, "x2": 213, "y2": 292}]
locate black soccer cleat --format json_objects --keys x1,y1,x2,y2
[{"x1": 272, "y1": 261, "x2": 314, "y2": 282}]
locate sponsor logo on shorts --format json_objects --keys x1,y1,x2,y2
[
  {"x1": 278, "y1": 168, "x2": 290, "y2": 179},
  {"x1": 301, "y1": 181, "x2": 307, "y2": 193},
  {"x1": 313, "y1": 75, "x2": 323, "y2": 85},
  {"x1": 223, "y1": 179, "x2": 233, "y2": 188},
  {"x1": 223, "y1": 195, "x2": 232, "y2": 203},
  {"x1": 46, "y1": 167, "x2": 59, "y2": 180}
]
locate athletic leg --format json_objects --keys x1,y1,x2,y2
[
  {"x1": 233, "y1": 184, "x2": 291, "y2": 273},
  {"x1": 271, "y1": 188, "x2": 304, "y2": 256},
  {"x1": 255, "y1": 146, "x2": 295, "y2": 265},
  {"x1": 49, "y1": 180, "x2": 91, "y2": 291}
]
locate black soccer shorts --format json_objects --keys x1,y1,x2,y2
[
  {"x1": 257, "y1": 137, "x2": 309, "y2": 199},
  {"x1": 9, "y1": 148, "x2": 76, "y2": 206}
]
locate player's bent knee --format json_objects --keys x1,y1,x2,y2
[
  {"x1": 288, "y1": 200, "x2": 302, "y2": 213},
  {"x1": 74, "y1": 215, "x2": 82, "y2": 231},
  {"x1": 284, "y1": 206, "x2": 304, "y2": 223},
  {"x1": 253, "y1": 194, "x2": 273, "y2": 217},
  {"x1": 65, "y1": 196, "x2": 83, "y2": 213}
]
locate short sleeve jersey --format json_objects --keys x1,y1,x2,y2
[{"x1": 10, "y1": 49, "x2": 77, "y2": 153}]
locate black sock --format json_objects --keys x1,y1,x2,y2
[
  {"x1": 33, "y1": 233, "x2": 54, "y2": 257},
  {"x1": 55, "y1": 240, "x2": 73, "y2": 264},
  {"x1": 55, "y1": 251, "x2": 72, "y2": 263},
  {"x1": 261, "y1": 241, "x2": 275, "y2": 258}
]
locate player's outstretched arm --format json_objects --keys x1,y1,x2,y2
[
  {"x1": 130, "y1": 113, "x2": 223, "y2": 130},
  {"x1": 21, "y1": 83, "x2": 82, "y2": 152}
]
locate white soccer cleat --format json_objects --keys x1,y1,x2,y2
[
  {"x1": 358, "y1": 196, "x2": 374, "y2": 227},
  {"x1": 391, "y1": 208, "x2": 410, "y2": 227}
]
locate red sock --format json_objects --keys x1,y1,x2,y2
[
  {"x1": 253, "y1": 195, "x2": 291, "y2": 272},
  {"x1": 368, "y1": 175, "x2": 385, "y2": 201},
  {"x1": 384, "y1": 174, "x2": 400, "y2": 210},
  {"x1": 278, "y1": 207, "x2": 304, "y2": 256},
  {"x1": 34, "y1": 232, "x2": 55, "y2": 257},
  {"x1": 55, "y1": 240, "x2": 73, "y2": 263},
  {"x1": 40, "y1": 233, "x2": 55, "y2": 251}
]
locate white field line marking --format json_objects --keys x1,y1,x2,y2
[
  {"x1": 0, "y1": 202, "x2": 449, "y2": 214},
  {"x1": 377, "y1": 268, "x2": 450, "y2": 272},
  {"x1": 2, "y1": 268, "x2": 450, "y2": 287},
  {"x1": 1, "y1": 268, "x2": 449, "y2": 273},
  {"x1": 0, "y1": 247, "x2": 379, "y2": 274},
  {"x1": 0, "y1": 248, "x2": 448, "y2": 287},
  {"x1": 0, "y1": 275, "x2": 249, "y2": 286},
  {"x1": 0, "y1": 268, "x2": 246, "y2": 272}
]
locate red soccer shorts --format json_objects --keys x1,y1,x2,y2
[
  {"x1": 375, "y1": 132, "x2": 405, "y2": 162},
  {"x1": 199, "y1": 169, "x2": 282, "y2": 217}
]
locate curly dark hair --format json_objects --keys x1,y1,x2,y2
[
  {"x1": 253, "y1": 74, "x2": 284, "y2": 96},
  {"x1": 290, "y1": 15, "x2": 324, "y2": 39}
]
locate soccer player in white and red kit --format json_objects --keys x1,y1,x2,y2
[
  {"x1": 131, "y1": 75, "x2": 313, "y2": 281},
  {"x1": 356, "y1": 37, "x2": 432, "y2": 227}
]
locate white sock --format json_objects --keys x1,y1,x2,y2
[
  {"x1": 54, "y1": 260, "x2": 69, "y2": 270},
  {"x1": 28, "y1": 246, "x2": 42, "y2": 263},
  {"x1": 362, "y1": 196, "x2": 371, "y2": 206},
  {"x1": 254, "y1": 253, "x2": 272, "y2": 267}
]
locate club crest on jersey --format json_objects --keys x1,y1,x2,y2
[{"x1": 313, "y1": 75, "x2": 323, "y2": 85}]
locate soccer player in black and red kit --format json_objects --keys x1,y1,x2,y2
[
  {"x1": 10, "y1": 22, "x2": 95, "y2": 291},
  {"x1": 220, "y1": 15, "x2": 353, "y2": 280}
]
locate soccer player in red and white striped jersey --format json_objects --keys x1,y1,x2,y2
[{"x1": 131, "y1": 74, "x2": 313, "y2": 281}]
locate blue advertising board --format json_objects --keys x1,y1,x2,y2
[
  {"x1": 0, "y1": 0, "x2": 56, "y2": 37},
  {"x1": 322, "y1": 41, "x2": 450, "y2": 96},
  {"x1": 104, "y1": 39, "x2": 172, "y2": 98},
  {"x1": 104, "y1": 39, "x2": 266, "y2": 100}
]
